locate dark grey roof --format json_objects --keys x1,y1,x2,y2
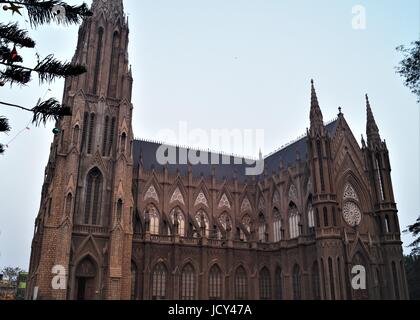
[{"x1": 133, "y1": 120, "x2": 339, "y2": 182}]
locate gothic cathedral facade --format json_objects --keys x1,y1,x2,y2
[{"x1": 26, "y1": 0, "x2": 409, "y2": 300}]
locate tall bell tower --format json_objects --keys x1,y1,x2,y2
[{"x1": 27, "y1": 0, "x2": 134, "y2": 300}]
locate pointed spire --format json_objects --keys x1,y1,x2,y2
[
  {"x1": 91, "y1": 0, "x2": 124, "y2": 19},
  {"x1": 366, "y1": 94, "x2": 381, "y2": 146},
  {"x1": 310, "y1": 79, "x2": 324, "y2": 132}
]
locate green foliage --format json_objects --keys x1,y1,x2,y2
[
  {"x1": 396, "y1": 41, "x2": 420, "y2": 102},
  {"x1": 405, "y1": 216, "x2": 420, "y2": 256},
  {"x1": 404, "y1": 256, "x2": 420, "y2": 300},
  {"x1": 0, "y1": 0, "x2": 91, "y2": 154},
  {"x1": 1, "y1": 266, "x2": 24, "y2": 284}
]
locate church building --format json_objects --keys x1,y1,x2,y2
[{"x1": 26, "y1": 0, "x2": 409, "y2": 300}]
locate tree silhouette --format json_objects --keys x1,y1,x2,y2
[
  {"x1": 396, "y1": 41, "x2": 420, "y2": 103},
  {"x1": 0, "y1": 0, "x2": 92, "y2": 154}
]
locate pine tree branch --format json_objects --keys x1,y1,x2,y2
[
  {"x1": 0, "y1": 23, "x2": 35, "y2": 48},
  {"x1": 0, "y1": 55, "x2": 86, "y2": 85},
  {"x1": 34, "y1": 54, "x2": 86, "y2": 83},
  {"x1": 0, "y1": 1, "x2": 93, "y2": 27},
  {"x1": 0, "y1": 66, "x2": 31, "y2": 85},
  {"x1": 31, "y1": 98, "x2": 71, "y2": 126},
  {"x1": 0, "y1": 143, "x2": 5, "y2": 154},
  {"x1": 0, "y1": 116, "x2": 11, "y2": 132},
  {"x1": 0, "y1": 98, "x2": 71, "y2": 126}
]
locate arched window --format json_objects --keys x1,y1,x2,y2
[
  {"x1": 152, "y1": 263, "x2": 167, "y2": 300},
  {"x1": 108, "y1": 31, "x2": 120, "y2": 97},
  {"x1": 328, "y1": 257, "x2": 335, "y2": 300},
  {"x1": 273, "y1": 209, "x2": 282, "y2": 242},
  {"x1": 316, "y1": 208, "x2": 321, "y2": 228},
  {"x1": 317, "y1": 140, "x2": 325, "y2": 191},
  {"x1": 308, "y1": 197, "x2": 315, "y2": 231},
  {"x1": 376, "y1": 154, "x2": 385, "y2": 201},
  {"x1": 332, "y1": 207, "x2": 337, "y2": 226},
  {"x1": 116, "y1": 199, "x2": 123, "y2": 222},
  {"x1": 385, "y1": 215, "x2": 391, "y2": 233},
  {"x1": 312, "y1": 262, "x2": 321, "y2": 300},
  {"x1": 275, "y1": 268, "x2": 283, "y2": 300},
  {"x1": 84, "y1": 168, "x2": 102, "y2": 225},
  {"x1": 102, "y1": 116, "x2": 109, "y2": 156},
  {"x1": 170, "y1": 208, "x2": 185, "y2": 237},
  {"x1": 121, "y1": 132, "x2": 127, "y2": 153},
  {"x1": 87, "y1": 113, "x2": 95, "y2": 154},
  {"x1": 195, "y1": 210, "x2": 210, "y2": 238},
  {"x1": 234, "y1": 267, "x2": 248, "y2": 300},
  {"x1": 259, "y1": 268, "x2": 271, "y2": 300},
  {"x1": 108, "y1": 118, "x2": 116, "y2": 156},
  {"x1": 293, "y1": 265, "x2": 302, "y2": 300},
  {"x1": 392, "y1": 262, "x2": 400, "y2": 300},
  {"x1": 240, "y1": 215, "x2": 252, "y2": 242},
  {"x1": 289, "y1": 202, "x2": 300, "y2": 239},
  {"x1": 65, "y1": 193, "x2": 73, "y2": 217},
  {"x1": 258, "y1": 213, "x2": 267, "y2": 243},
  {"x1": 131, "y1": 262, "x2": 137, "y2": 300},
  {"x1": 218, "y1": 213, "x2": 232, "y2": 240},
  {"x1": 73, "y1": 125, "x2": 80, "y2": 147},
  {"x1": 337, "y1": 257, "x2": 343, "y2": 300},
  {"x1": 146, "y1": 205, "x2": 159, "y2": 235},
  {"x1": 81, "y1": 112, "x2": 89, "y2": 149},
  {"x1": 323, "y1": 207, "x2": 329, "y2": 227},
  {"x1": 92, "y1": 28, "x2": 103, "y2": 95},
  {"x1": 208, "y1": 265, "x2": 223, "y2": 300},
  {"x1": 180, "y1": 264, "x2": 195, "y2": 300}
]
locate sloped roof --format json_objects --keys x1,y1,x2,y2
[{"x1": 133, "y1": 120, "x2": 339, "y2": 182}]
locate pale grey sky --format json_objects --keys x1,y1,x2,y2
[{"x1": 0, "y1": 0, "x2": 419, "y2": 270}]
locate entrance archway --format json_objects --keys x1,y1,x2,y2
[{"x1": 75, "y1": 257, "x2": 98, "y2": 300}]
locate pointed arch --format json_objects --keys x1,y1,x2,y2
[
  {"x1": 307, "y1": 195, "x2": 315, "y2": 231},
  {"x1": 273, "y1": 207, "x2": 282, "y2": 242},
  {"x1": 92, "y1": 27, "x2": 104, "y2": 95},
  {"x1": 131, "y1": 261, "x2": 138, "y2": 300},
  {"x1": 274, "y1": 267, "x2": 283, "y2": 300},
  {"x1": 259, "y1": 267, "x2": 271, "y2": 300},
  {"x1": 108, "y1": 30, "x2": 120, "y2": 97},
  {"x1": 208, "y1": 264, "x2": 223, "y2": 300},
  {"x1": 74, "y1": 255, "x2": 98, "y2": 300},
  {"x1": 312, "y1": 261, "x2": 321, "y2": 300},
  {"x1": 180, "y1": 263, "x2": 196, "y2": 300},
  {"x1": 84, "y1": 167, "x2": 103, "y2": 225},
  {"x1": 293, "y1": 264, "x2": 302, "y2": 300},
  {"x1": 151, "y1": 262, "x2": 168, "y2": 300},
  {"x1": 64, "y1": 193, "x2": 73, "y2": 218},
  {"x1": 234, "y1": 266, "x2": 248, "y2": 300},
  {"x1": 145, "y1": 204, "x2": 160, "y2": 235},
  {"x1": 258, "y1": 212, "x2": 267, "y2": 243},
  {"x1": 169, "y1": 207, "x2": 186, "y2": 237},
  {"x1": 288, "y1": 201, "x2": 301, "y2": 239},
  {"x1": 195, "y1": 210, "x2": 210, "y2": 238}
]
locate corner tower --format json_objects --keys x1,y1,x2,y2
[
  {"x1": 27, "y1": 0, "x2": 134, "y2": 300},
  {"x1": 362, "y1": 95, "x2": 409, "y2": 300}
]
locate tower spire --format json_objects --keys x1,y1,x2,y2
[
  {"x1": 366, "y1": 94, "x2": 381, "y2": 146},
  {"x1": 91, "y1": 0, "x2": 124, "y2": 18},
  {"x1": 310, "y1": 79, "x2": 324, "y2": 133}
]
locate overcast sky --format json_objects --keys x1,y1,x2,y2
[{"x1": 0, "y1": 0, "x2": 418, "y2": 270}]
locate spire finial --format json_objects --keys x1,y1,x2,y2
[
  {"x1": 310, "y1": 79, "x2": 324, "y2": 131},
  {"x1": 365, "y1": 94, "x2": 381, "y2": 146}
]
